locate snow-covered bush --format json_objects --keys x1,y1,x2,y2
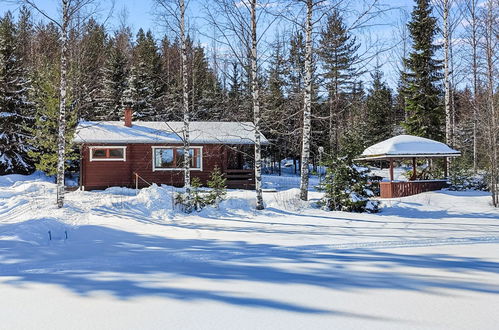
[
  {"x1": 448, "y1": 166, "x2": 488, "y2": 191},
  {"x1": 317, "y1": 157, "x2": 380, "y2": 213}
]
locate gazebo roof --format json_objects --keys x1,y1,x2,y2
[{"x1": 356, "y1": 135, "x2": 461, "y2": 160}]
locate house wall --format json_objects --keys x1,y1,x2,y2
[{"x1": 81, "y1": 143, "x2": 231, "y2": 190}]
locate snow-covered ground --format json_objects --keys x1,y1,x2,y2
[{"x1": 1, "y1": 172, "x2": 499, "y2": 329}]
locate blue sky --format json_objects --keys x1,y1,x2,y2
[
  {"x1": 0, "y1": 0, "x2": 415, "y2": 44},
  {"x1": 0, "y1": 0, "x2": 427, "y2": 88}
]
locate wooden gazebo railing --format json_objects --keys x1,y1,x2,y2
[{"x1": 380, "y1": 180, "x2": 448, "y2": 198}]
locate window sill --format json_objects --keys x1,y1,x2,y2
[{"x1": 152, "y1": 168, "x2": 203, "y2": 172}]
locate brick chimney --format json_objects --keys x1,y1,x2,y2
[{"x1": 124, "y1": 107, "x2": 133, "y2": 127}]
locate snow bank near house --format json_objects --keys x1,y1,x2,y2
[{"x1": 0, "y1": 171, "x2": 51, "y2": 187}]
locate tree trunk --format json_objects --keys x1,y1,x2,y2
[
  {"x1": 180, "y1": 0, "x2": 191, "y2": 200},
  {"x1": 56, "y1": 0, "x2": 69, "y2": 208},
  {"x1": 251, "y1": 0, "x2": 264, "y2": 210},
  {"x1": 300, "y1": 0, "x2": 313, "y2": 201},
  {"x1": 485, "y1": 0, "x2": 498, "y2": 207},
  {"x1": 443, "y1": 0, "x2": 452, "y2": 147},
  {"x1": 469, "y1": 0, "x2": 479, "y2": 173}
]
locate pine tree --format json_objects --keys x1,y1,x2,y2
[
  {"x1": 0, "y1": 12, "x2": 34, "y2": 174},
  {"x1": 402, "y1": 0, "x2": 444, "y2": 141},
  {"x1": 364, "y1": 67, "x2": 393, "y2": 146},
  {"x1": 318, "y1": 9, "x2": 360, "y2": 155}
]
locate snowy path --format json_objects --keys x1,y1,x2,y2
[{"x1": 1, "y1": 174, "x2": 498, "y2": 329}]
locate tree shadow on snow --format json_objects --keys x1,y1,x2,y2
[{"x1": 1, "y1": 219, "x2": 499, "y2": 319}]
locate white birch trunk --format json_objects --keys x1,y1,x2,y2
[
  {"x1": 56, "y1": 0, "x2": 69, "y2": 208},
  {"x1": 251, "y1": 0, "x2": 264, "y2": 210},
  {"x1": 443, "y1": 0, "x2": 452, "y2": 147},
  {"x1": 299, "y1": 0, "x2": 313, "y2": 201},
  {"x1": 469, "y1": 0, "x2": 479, "y2": 173},
  {"x1": 485, "y1": 0, "x2": 498, "y2": 207},
  {"x1": 180, "y1": 0, "x2": 191, "y2": 199}
]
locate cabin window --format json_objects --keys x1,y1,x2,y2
[
  {"x1": 152, "y1": 147, "x2": 202, "y2": 171},
  {"x1": 90, "y1": 146, "x2": 126, "y2": 161}
]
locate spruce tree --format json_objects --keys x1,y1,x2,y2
[
  {"x1": 402, "y1": 0, "x2": 443, "y2": 141},
  {"x1": 27, "y1": 65, "x2": 77, "y2": 177},
  {"x1": 101, "y1": 29, "x2": 131, "y2": 120},
  {"x1": 130, "y1": 29, "x2": 163, "y2": 119},
  {"x1": 74, "y1": 19, "x2": 108, "y2": 120},
  {"x1": 263, "y1": 38, "x2": 287, "y2": 163},
  {"x1": 188, "y1": 41, "x2": 221, "y2": 120},
  {"x1": 0, "y1": 12, "x2": 34, "y2": 174},
  {"x1": 207, "y1": 166, "x2": 227, "y2": 205},
  {"x1": 159, "y1": 36, "x2": 181, "y2": 119},
  {"x1": 318, "y1": 9, "x2": 360, "y2": 155},
  {"x1": 339, "y1": 81, "x2": 367, "y2": 158},
  {"x1": 364, "y1": 67, "x2": 393, "y2": 146}
]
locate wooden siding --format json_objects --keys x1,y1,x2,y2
[
  {"x1": 81, "y1": 143, "x2": 253, "y2": 190},
  {"x1": 380, "y1": 180, "x2": 448, "y2": 198}
]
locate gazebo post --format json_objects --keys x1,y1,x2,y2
[
  {"x1": 389, "y1": 158, "x2": 394, "y2": 182},
  {"x1": 411, "y1": 157, "x2": 417, "y2": 181}
]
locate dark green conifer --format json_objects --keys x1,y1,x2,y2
[{"x1": 402, "y1": 0, "x2": 443, "y2": 140}]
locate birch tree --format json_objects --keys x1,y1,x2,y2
[
  {"x1": 204, "y1": 0, "x2": 277, "y2": 210},
  {"x1": 155, "y1": 0, "x2": 191, "y2": 202},
  {"x1": 463, "y1": 0, "x2": 480, "y2": 172},
  {"x1": 18, "y1": 0, "x2": 98, "y2": 208},
  {"x1": 442, "y1": 0, "x2": 452, "y2": 146},
  {"x1": 296, "y1": 0, "x2": 391, "y2": 200},
  {"x1": 180, "y1": 0, "x2": 190, "y2": 201},
  {"x1": 250, "y1": 0, "x2": 264, "y2": 209},
  {"x1": 299, "y1": 0, "x2": 313, "y2": 201},
  {"x1": 482, "y1": 0, "x2": 498, "y2": 206}
]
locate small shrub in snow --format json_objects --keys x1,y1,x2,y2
[
  {"x1": 317, "y1": 157, "x2": 380, "y2": 213},
  {"x1": 174, "y1": 168, "x2": 228, "y2": 213},
  {"x1": 174, "y1": 178, "x2": 206, "y2": 213}
]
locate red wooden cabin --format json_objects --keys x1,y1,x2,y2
[{"x1": 74, "y1": 109, "x2": 268, "y2": 190}]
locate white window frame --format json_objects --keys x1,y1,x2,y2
[
  {"x1": 152, "y1": 146, "x2": 203, "y2": 172},
  {"x1": 89, "y1": 146, "x2": 127, "y2": 162}
]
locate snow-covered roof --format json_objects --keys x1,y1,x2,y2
[
  {"x1": 357, "y1": 135, "x2": 461, "y2": 160},
  {"x1": 73, "y1": 121, "x2": 269, "y2": 145}
]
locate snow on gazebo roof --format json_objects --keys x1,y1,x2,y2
[
  {"x1": 73, "y1": 121, "x2": 269, "y2": 145},
  {"x1": 356, "y1": 134, "x2": 461, "y2": 160}
]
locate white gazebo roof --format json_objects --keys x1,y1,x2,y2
[{"x1": 357, "y1": 135, "x2": 461, "y2": 160}]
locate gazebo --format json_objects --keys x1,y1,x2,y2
[{"x1": 356, "y1": 135, "x2": 461, "y2": 198}]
